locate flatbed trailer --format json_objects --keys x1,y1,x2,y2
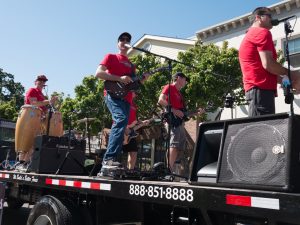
[
  {"x1": 1, "y1": 170, "x2": 300, "y2": 225},
  {"x1": 2, "y1": 113, "x2": 300, "y2": 224}
]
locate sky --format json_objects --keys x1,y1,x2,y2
[{"x1": 1, "y1": 0, "x2": 282, "y2": 98}]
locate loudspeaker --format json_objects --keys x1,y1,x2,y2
[
  {"x1": 189, "y1": 120, "x2": 225, "y2": 183},
  {"x1": 29, "y1": 135, "x2": 86, "y2": 174},
  {"x1": 217, "y1": 113, "x2": 300, "y2": 192}
]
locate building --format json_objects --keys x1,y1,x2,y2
[{"x1": 130, "y1": 0, "x2": 300, "y2": 121}]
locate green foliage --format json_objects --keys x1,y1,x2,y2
[
  {"x1": 130, "y1": 42, "x2": 244, "y2": 120},
  {"x1": 174, "y1": 41, "x2": 244, "y2": 111},
  {"x1": 60, "y1": 75, "x2": 109, "y2": 135},
  {"x1": 0, "y1": 68, "x2": 25, "y2": 121}
]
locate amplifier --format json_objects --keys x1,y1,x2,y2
[{"x1": 29, "y1": 135, "x2": 86, "y2": 174}]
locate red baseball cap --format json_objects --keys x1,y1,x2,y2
[{"x1": 35, "y1": 75, "x2": 48, "y2": 82}]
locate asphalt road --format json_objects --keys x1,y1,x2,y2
[{"x1": 2, "y1": 203, "x2": 32, "y2": 225}]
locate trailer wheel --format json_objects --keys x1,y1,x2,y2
[{"x1": 27, "y1": 195, "x2": 72, "y2": 225}]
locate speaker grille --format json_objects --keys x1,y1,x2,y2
[{"x1": 218, "y1": 117, "x2": 288, "y2": 186}]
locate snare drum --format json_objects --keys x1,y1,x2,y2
[
  {"x1": 15, "y1": 105, "x2": 42, "y2": 154},
  {"x1": 41, "y1": 111, "x2": 64, "y2": 137}
]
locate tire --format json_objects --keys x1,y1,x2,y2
[
  {"x1": 60, "y1": 199, "x2": 94, "y2": 225},
  {"x1": 26, "y1": 195, "x2": 72, "y2": 225}
]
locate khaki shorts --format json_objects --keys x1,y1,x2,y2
[{"x1": 166, "y1": 123, "x2": 187, "y2": 150}]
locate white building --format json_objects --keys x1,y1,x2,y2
[{"x1": 129, "y1": 0, "x2": 300, "y2": 120}]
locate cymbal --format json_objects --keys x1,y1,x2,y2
[{"x1": 77, "y1": 117, "x2": 96, "y2": 123}]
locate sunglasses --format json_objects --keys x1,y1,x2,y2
[
  {"x1": 119, "y1": 37, "x2": 130, "y2": 42},
  {"x1": 260, "y1": 13, "x2": 272, "y2": 19}
]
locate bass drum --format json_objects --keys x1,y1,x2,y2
[
  {"x1": 15, "y1": 105, "x2": 42, "y2": 154},
  {"x1": 41, "y1": 111, "x2": 64, "y2": 137}
]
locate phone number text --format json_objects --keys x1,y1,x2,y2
[{"x1": 129, "y1": 184, "x2": 194, "y2": 202}]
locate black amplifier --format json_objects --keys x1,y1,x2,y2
[{"x1": 29, "y1": 135, "x2": 86, "y2": 174}]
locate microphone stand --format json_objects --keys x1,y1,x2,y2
[
  {"x1": 131, "y1": 46, "x2": 193, "y2": 179},
  {"x1": 283, "y1": 21, "x2": 294, "y2": 115},
  {"x1": 55, "y1": 111, "x2": 88, "y2": 175}
]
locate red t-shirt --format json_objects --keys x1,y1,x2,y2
[
  {"x1": 239, "y1": 27, "x2": 277, "y2": 92},
  {"x1": 128, "y1": 102, "x2": 137, "y2": 126},
  {"x1": 100, "y1": 53, "x2": 135, "y2": 104},
  {"x1": 161, "y1": 84, "x2": 185, "y2": 109},
  {"x1": 25, "y1": 87, "x2": 47, "y2": 112}
]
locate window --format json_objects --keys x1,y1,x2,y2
[{"x1": 283, "y1": 37, "x2": 300, "y2": 68}]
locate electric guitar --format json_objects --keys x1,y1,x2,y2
[
  {"x1": 163, "y1": 103, "x2": 214, "y2": 128},
  {"x1": 104, "y1": 67, "x2": 167, "y2": 99},
  {"x1": 123, "y1": 118, "x2": 154, "y2": 145}
]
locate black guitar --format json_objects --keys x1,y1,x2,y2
[
  {"x1": 104, "y1": 67, "x2": 167, "y2": 99},
  {"x1": 163, "y1": 103, "x2": 214, "y2": 128}
]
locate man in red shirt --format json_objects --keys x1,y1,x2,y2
[
  {"x1": 16, "y1": 75, "x2": 57, "y2": 171},
  {"x1": 95, "y1": 32, "x2": 135, "y2": 176},
  {"x1": 158, "y1": 72, "x2": 204, "y2": 172},
  {"x1": 25, "y1": 75, "x2": 57, "y2": 113},
  {"x1": 239, "y1": 7, "x2": 300, "y2": 116}
]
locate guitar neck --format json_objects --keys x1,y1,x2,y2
[{"x1": 132, "y1": 119, "x2": 153, "y2": 131}]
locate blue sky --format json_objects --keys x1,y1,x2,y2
[{"x1": 1, "y1": 0, "x2": 281, "y2": 98}]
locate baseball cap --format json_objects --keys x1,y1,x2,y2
[
  {"x1": 172, "y1": 72, "x2": 190, "y2": 82},
  {"x1": 35, "y1": 75, "x2": 48, "y2": 82},
  {"x1": 118, "y1": 32, "x2": 132, "y2": 42}
]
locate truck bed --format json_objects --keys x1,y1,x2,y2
[{"x1": 1, "y1": 170, "x2": 300, "y2": 224}]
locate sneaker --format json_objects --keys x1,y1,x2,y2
[
  {"x1": 102, "y1": 160, "x2": 122, "y2": 168},
  {"x1": 14, "y1": 161, "x2": 29, "y2": 172}
]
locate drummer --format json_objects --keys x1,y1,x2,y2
[
  {"x1": 25, "y1": 75, "x2": 57, "y2": 113},
  {"x1": 16, "y1": 75, "x2": 57, "y2": 170}
]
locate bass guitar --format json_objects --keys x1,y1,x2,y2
[
  {"x1": 123, "y1": 118, "x2": 154, "y2": 145},
  {"x1": 163, "y1": 103, "x2": 214, "y2": 128},
  {"x1": 104, "y1": 67, "x2": 167, "y2": 99}
]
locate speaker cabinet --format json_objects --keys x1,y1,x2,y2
[
  {"x1": 217, "y1": 113, "x2": 300, "y2": 192},
  {"x1": 189, "y1": 120, "x2": 225, "y2": 184},
  {"x1": 29, "y1": 135, "x2": 86, "y2": 174}
]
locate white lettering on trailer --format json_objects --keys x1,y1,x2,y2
[{"x1": 129, "y1": 184, "x2": 194, "y2": 202}]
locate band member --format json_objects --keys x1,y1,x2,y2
[
  {"x1": 25, "y1": 75, "x2": 57, "y2": 113},
  {"x1": 239, "y1": 7, "x2": 300, "y2": 117},
  {"x1": 16, "y1": 75, "x2": 57, "y2": 171},
  {"x1": 158, "y1": 72, "x2": 204, "y2": 172},
  {"x1": 123, "y1": 94, "x2": 150, "y2": 170},
  {"x1": 95, "y1": 32, "x2": 136, "y2": 176},
  {"x1": 123, "y1": 101, "x2": 139, "y2": 170}
]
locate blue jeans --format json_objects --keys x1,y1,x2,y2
[{"x1": 103, "y1": 94, "x2": 130, "y2": 161}]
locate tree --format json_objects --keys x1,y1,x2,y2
[
  {"x1": 130, "y1": 42, "x2": 243, "y2": 121},
  {"x1": 60, "y1": 75, "x2": 109, "y2": 135},
  {"x1": 175, "y1": 41, "x2": 244, "y2": 111},
  {"x1": 0, "y1": 68, "x2": 25, "y2": 120}
]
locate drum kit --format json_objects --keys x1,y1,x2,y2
[{"x1": 15, "y1": 105, "x2": 64, "y2": 157}]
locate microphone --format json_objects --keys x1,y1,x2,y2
[
  {"x1": 124, "y1": 43, "x2": 150, "y2": 54},
  {"x1": 271, "y1": 15, "x2": 296, "y2": 26}
]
